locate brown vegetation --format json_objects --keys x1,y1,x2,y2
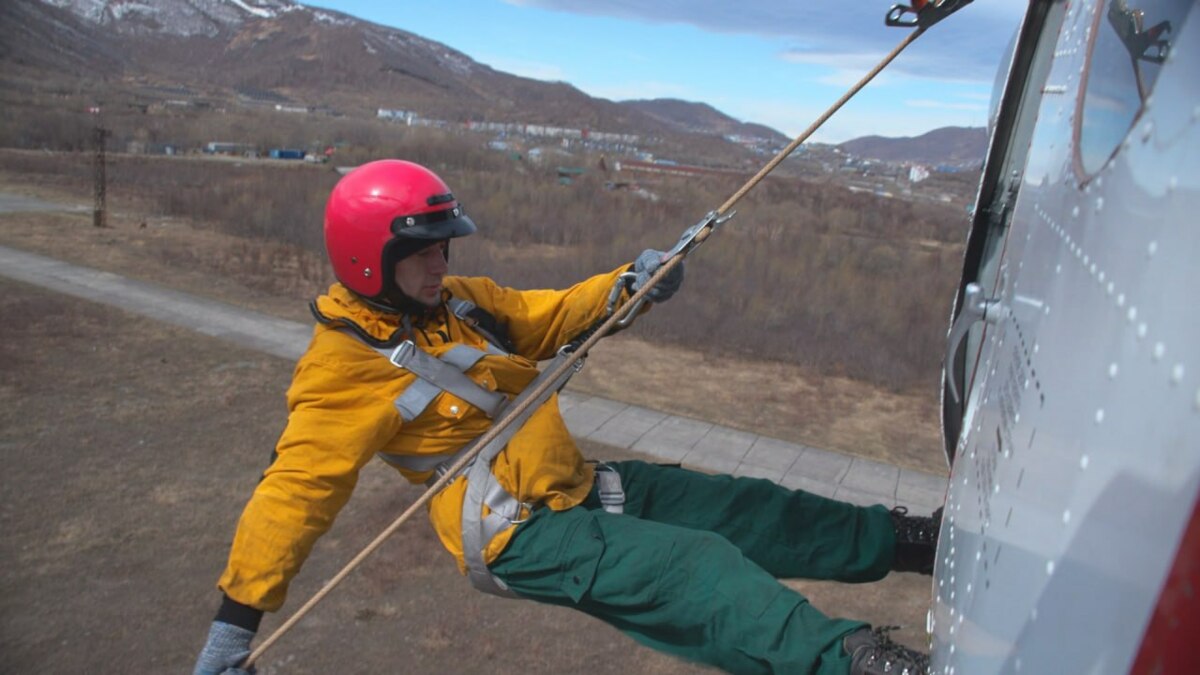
[{"x1": 1, "y1": 136, "x2": 966, "y2": 394}]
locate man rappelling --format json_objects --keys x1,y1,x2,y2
[{"x1": 194, "y1": 159, "x2": 941, "y2": 675}]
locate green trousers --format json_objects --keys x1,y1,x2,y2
[{"x1": 489, "y1": 460, "x2": 896, "y2": 674}]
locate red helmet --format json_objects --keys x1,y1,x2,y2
[{"x1": 324, "y1": 159, "x2": 476, "y2": 309}]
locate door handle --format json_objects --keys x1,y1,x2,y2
[{"x1": 945, "y1": 283, "x2": 1007, "y2": 404}]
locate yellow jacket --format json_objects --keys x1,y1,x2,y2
[{"x1": 219, "y1": 267, "x2": 630, "y2": 611}]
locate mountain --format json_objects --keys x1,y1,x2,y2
[
  {"x1": 837, "y1": 127, "x2": 987, "y2": 167},
  {"x1": 621, "y1": 99, "x2": 788, "y2": 143},
  {"x1": 0, "y1": 0, "x2": 785, "y2": 147}
]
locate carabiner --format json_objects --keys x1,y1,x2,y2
[
  {"x1": 886, "y1": 0, "x2": 973, "y2": 29},
  {"x1": 606, "y1": 272, "x2": 639, "y2": 317},
  {"x1": 607, "y1": 272, "x2": 645, "y2": 329},
  {"x1": 661, "y1": 209, "x2": 736, "y2": 262},
  {"x1": 605, "y1": 210, "x2": 737, "y2": 329}
]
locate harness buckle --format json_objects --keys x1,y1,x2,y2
[
  {"x1": 508, "y1": 501, "x2": 540, "y2": 525},
  {"x1": 388, "y1": 340, "x2": 417, "y2": 369},
  {"x1": 594, "y1": 462, "x2": 626, "y2": 515}
]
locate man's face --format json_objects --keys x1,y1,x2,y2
[{"x1": 394, "y1": 240, "x2": 449, "y2": 306}]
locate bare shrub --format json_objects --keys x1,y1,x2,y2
[{"x1": 2, "y1": 143, "x2": 966, "y2": 391}]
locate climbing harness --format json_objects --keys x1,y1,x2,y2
[
  {"x1": 342, "y1": 296, "x2": 592, "y2": 596},
  {"x1": 244, "y1": 3, "x2": 973, "y2": 666}
]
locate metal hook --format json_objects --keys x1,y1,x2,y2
[{"x1": 886, "y1": 0, "x2": 973, "y2": 30}]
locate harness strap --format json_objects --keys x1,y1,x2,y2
[
  {"x1": 392, "y1": 380, "x2": 446, "y2": 424},
  {"x1": 594, "y1": 462, "x2": 626, "y2": 515},
  {"x1": 480, "y1": 476, "x2": 527, "y2": 546},
  {"x1": 447, "y1": 298, "x2": 517, "y2": 355},
  {"x1": 460, "y1": 350, "x2": 581, "y2": 596},
  {"x1": 388, "y1": 341, "x2": 507, "y2": 418}
]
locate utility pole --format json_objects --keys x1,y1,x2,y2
[{"x1": 91, "y1": 105, "x2": 108, "y2": 228}]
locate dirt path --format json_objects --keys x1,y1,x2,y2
[{"x1": 0, "y1": 198, "x2": 947, "y2": 476}]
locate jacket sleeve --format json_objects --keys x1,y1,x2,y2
[
  {"x1": 455, "y1": 265, "x2": 634, "y2": 362},
  {"x1": 217, "y1": 357, "x2": 402, "y2": 612}
]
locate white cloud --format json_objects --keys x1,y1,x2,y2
[
  {"x1": 518, "y1": 0, "x2": 1026, "y2": 83},
  {"x1": 905, "y1": 98, "x2": 988, "y2": 112},
  {"x1": 813, "y1": 69, "x2": 902, "y2": 89},
  {"x1": 779, "y1": 48, "x2": 891, "y2": 72},
  {"x1": 959, "y1": 91, "x2": 993, "y2": 102}
]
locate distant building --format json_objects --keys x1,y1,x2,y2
[
  {"x1": 909, "y1": 164, "x2": 931, "y2": 183},
  {"x1": 556, "y1": 166, "x2": 586, "y2": 185},
  {"x1": 204, "y1": 142, "x2": 256, "y2": 156},
  {"x1": 127, "y1": 141, "x2": 179, "y2": 155},
  {"x1": 616, "y1": 159, "x2": 743, "y2": 179},
  {"x1": 378, "y1": 108, "x2": 416, "y2": 123}
]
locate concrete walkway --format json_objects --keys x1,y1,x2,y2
[{"x1": 0, "y1": 243, "x2": 946, "y2": 513}]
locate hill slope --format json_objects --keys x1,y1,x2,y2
[
  {"x1": 838, "y1": 126, "x2": 987, "y2": 166},
  {"x1": 2, "y1": 0, "x2": 778, "y2": 142}
]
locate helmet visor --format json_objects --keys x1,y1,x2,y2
[{"x1": 390, "y1": 204, "x2": 477, "y2": 240}]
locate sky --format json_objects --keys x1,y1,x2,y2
[{"x1": 303, "y1": 0, "x2": 1027, "y2": 143}]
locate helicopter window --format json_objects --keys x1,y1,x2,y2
[{"x1": 1077, "y1": 0, "x2": 1192, "y2": 174}]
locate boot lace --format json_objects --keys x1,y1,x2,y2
[
  {"x1": 855, "y1": 626, "x2": 930, "y2": 675},
  {"x1": 890, "y1": 506, "x2": 939, "y2": 543}
]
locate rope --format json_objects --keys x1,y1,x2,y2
[{"x1": 244, "y1": 24, "x2": 926, "y2": 670}]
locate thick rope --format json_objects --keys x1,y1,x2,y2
[
  {"x1": 715, "y1": 27, "x2": 924, "y2": 217},
  {"x1": 244, "y1": 25, "x2": 925, "y2": 670}
]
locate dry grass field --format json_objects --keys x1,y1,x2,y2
[
  {"x1": 0, "y1": 148, "x2": 954, "y2": 474},
  {"x1": 0, "y1": 148, "x2": 946, "y2": 672}
]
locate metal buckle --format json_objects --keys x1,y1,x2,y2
[
  {"x1": 661, "y1": 209, "x2": 735, "y2": 261},
  {"x1": 605, "y1": 271, "x2": 639, "y2": 317},
  {"x1": 388, "y1": 340, "x2": 416, "y2": 369},
  {"x1": 508, "y1": 501, "x2": 539, "y2": 525}
]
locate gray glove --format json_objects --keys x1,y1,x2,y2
[
  {"x1": 630, "y1": 249, "x2": 684, "y2": 303},
  {"x1": 194, "y1": 621, "x2": 255, "y2": 675}
]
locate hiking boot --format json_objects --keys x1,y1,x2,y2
[
  {"x1": 843, "y1": 626, "x2": 930, "y2": 675},
  {"x1": 890, "y1": 506, "x2": 942, "y2": 575}
]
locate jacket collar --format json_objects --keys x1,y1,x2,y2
[{"x1": 314, "y1": 283, "x2": 457, "y2": 344}]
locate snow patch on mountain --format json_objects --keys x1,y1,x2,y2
[
  {"x1": 226, "y1": 0, "x2": 272, "y2": 19},
  {"x1": 38, "y1": 0, "x2": 300, "y2": 36},
  {"x1": 108, "y1": 2, "x2": 158, "y2": 22},
  {"x1": 311, "y1": 9, "x2": 354, "y2": 26},
  {"x1": 42, "y1": 0, "x2": 107, "y2": 22},
  {"x1": 36, "y1": 0, "x2": 479, "y2": 79}
]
